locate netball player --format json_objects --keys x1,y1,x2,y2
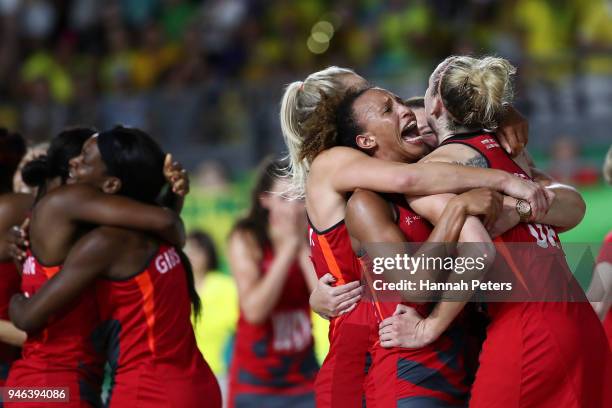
[
  {"x1": 8, "y1": 127, "x2": 220, "y2": 408},
  {"x1": 382, "y1": 56, "x2": 610, "y2": 407},
  {"x1": 5, "y1": 127, "x2": 191, "y2": 408},
  {"x1": 227, "y1": 159, "x2": 318, "y2": 408},
  {"x1": 281, "y1": 67, "x2": 550, "y2": 407},
  {"x1": 0, "y1": 129, "x2": 28, "y2": 385},
  {"x1": 308, "y1": 86, "x2": 588, "y2": 406}
]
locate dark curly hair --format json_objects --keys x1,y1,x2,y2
[{"x1": 298, "y1": 86, "x2": 371, "y2": 163}]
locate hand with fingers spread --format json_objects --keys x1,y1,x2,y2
[
  {"x1": 309, "y1": 273, "x2": 363, "y2": 319},
  {"x1": 450, "y1": 188, "x2": 503, "y2": 231},
  {"x1": 7, "y1": 218, "x2": 30, "y2": 266},
  {"x1": 379, "y1": 304, "x2": 439, "y2": 349},
  {"x1": 497, "y1": 105, "x2": 528, "y2": 157},
  {"x1": 163, "y1": 154, "x2": 190, "y2": 197}
]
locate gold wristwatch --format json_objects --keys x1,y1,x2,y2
[{"x1": 515, "y1": 199, "x2": 532, "y2": 222}]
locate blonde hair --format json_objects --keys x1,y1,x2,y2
[
  {"x1": 280, "y1": 66, "x2": 363, "y2": 199},
  {"x1": 433, "y1": 56, "x2": 516, "y2": 130},
  {"x1": 604, "y1": 145, "x2": 612, "y2": 185}
]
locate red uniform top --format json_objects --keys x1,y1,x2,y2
[
  {"x1": 371, "y1": 196, "x2": 434, "y2": 319},
  {"x1": 6, "y1": 251, "x2": 103, "y2": 407},
  {"x1": 364, "y1": 196, "x2": 471, "y2": 408},
  {"x1": 95, "y1": 244, "x2": 220, "y2": 408},
  {"x1": 308, "y1": 218, "x2": 363, "y2": 284},
  {"x1": 439, "y1": 132, "x2": 568, "y2": 303},
  {"x1": 229, "y1": 245, "x2": 317, "y2": 399},
  {"x1": 0, "y1": 261, "x2": 21, "y2": 384},
  {"x1": 440, "y1": 132, "x2": 611, "y2": 408}
]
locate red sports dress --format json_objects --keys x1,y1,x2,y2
[
  {"x1": 364, "y1": 197, "x2": 471, "y2": 407},
  {"x1": 597, "y1": 231, "x2": 612, "y2": 348},
  {"x1": 5, "y1": 251, "x2": 103, "y2": 408},
  {"x1": 0, "y1": 261, "x2": 21, "y2": 386},
  {"x1": 308, "y1": 218, "x2": 376, "y2": 407},
  {"x1": 440, "y1": 132, "x2": 611, "y2": 408},
  {"x1": 95, "y1": 244, "x2": 220, "y2": 408},
  {"x1": 228, "y1": 245, "x2": 318, "y2": 408}
]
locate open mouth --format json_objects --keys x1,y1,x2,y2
[{"x1": 400, "y1": 120, "x2": 423, "y2": 144}]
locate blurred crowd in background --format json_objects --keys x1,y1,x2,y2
[
  {"x1": 0, "y1": 0, "x2": 611, "y2": 173},
  {"x1": 1, "y1": 0, "x2": 611, "y2": 385}
]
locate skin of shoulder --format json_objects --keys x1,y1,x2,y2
[
  {"x1": 229, "y1": 227, "x2": 263, "y2": 265},
  {"x1": 86, "y1": 226, "x2": 160, "y2": 279},
  {"x1": 346, "y1": 189, "x2": 402, "y2": 245},
  {"x1": 420, "y1": 144, "x2": 488, "y2": 167},
  {"x1": 0, "y1": 193, "x2": 34, "y2": 229}
]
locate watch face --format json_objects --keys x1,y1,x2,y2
[{"x1": 517, "y1": 200, "x2": 531, "y2": 215}]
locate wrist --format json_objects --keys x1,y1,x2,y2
[
  {"x1": 423, "y1": 316, "x2": 445, "y2": 343},
  {"x1": 498, "y1": 172, "x2": 513, "y2": 192},
  {"x1": 448, "y1": 196, "x2": 467, "y2": 215},
  {"x1": 503, "y1": 196, "x2": 521, "y2": 223}
]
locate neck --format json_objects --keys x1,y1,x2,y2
[{"x1": 435, "y1": 117, "x2": 482, "y2": 144}]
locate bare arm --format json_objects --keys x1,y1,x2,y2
[
  {"x1": 395, "y1": 193, "x2": 495, "y2": 346},
  {"x1": 298, "y1": 244, "x2": 318, "y2": 293},
  {"x1": 0, "y1": 319, "x2": 26, "y2": 346},
  {"x1": 317, "y1": 147, "x2": 547, "y2": 214},
  {"x1": 45, "y1": 184, "x2": 185, "y2": 247},
  {"x1": 228, "y1": 230, "x2": 299, "y2": 325},
  {"x1": 491, "y1": 150, "x2": 585, "y2": 236},
  {"x1": 9, "y1": 229, "x2": 114, "y2": 333},
  {"x1": 524, "y1": 151, "x2": 584, "y2": 231}
]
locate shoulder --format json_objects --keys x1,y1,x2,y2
[
  {"x1": 228, "y1": 225, "x2": 262, "y2": 258},
  {"x1": 311, "y1": 146, "x2": 365, "y2": 170},
  {"x1": 40, "y1": 184, "x2": 100, "y2": 208},
  {"x1": 346, "y1": 189, "x2": 394, "y2": 224},
  {"x1": 0, "y1": 193, "x2": 33, "y2": 227},
  {"x1": 76, "y1": 226, "x2": 135, "y2": 252},
  {"x1": 422, "y1": 144, "x2": 487, "y2": 167},
  {"x1": 0, "y1": 192, "x2": 33, "y2": 213}
]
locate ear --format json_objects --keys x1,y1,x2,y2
[
  {"x1": 355, "y1": 133, "x2": 377, "y2": 151},
  {"x1": 259, "y1": 192, "x2": 271, "y2": 209},
  {"x1": 102, "y1": 177, "x2": 122, "y2": 194},
  {"x1": 432, "y1": 95, "x2": 444, "y2": 118}
]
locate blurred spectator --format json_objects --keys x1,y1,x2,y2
[
  {"x1": 0, "y1": 0, "x2": 609, "y2": 169},
  {"x1": 186, "y1": 230, "x2": 238, "y2": 378},
  {"x1": 548, "y1": 136, "x2": 599, "y2": 185},
  {"x1": 193, "y1": 160, "x2": 231, "y2": 193},
  {"x1": 21, "y1": 78, "x2": 67, "y2": 143}
]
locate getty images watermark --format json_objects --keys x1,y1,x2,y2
[{"x1": 359, "y1": 242, "x2": 610, "y2": 303}]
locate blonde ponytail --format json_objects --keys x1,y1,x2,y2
[
  {"x1": 280, "y1": 81, "x2": 308, "y2": 199},
  {"x1": 435, "y1": 56, "x2": 516, "y2": 129},
  {"x1": 279, "y1": 66, "x2": 365, "y2": 199}
]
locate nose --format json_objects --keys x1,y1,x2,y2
[
  {"x1": 69, "y1": 155, "x2": 81, "y2": 170},
  {"x1": 399, "y1": 104, "x2": 416, "y2": 122}
]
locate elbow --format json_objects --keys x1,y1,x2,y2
[
  {"x1": 394, "y1": 171, "x2": 418, "y2": 194},
  {"x1": 569, "y1": 195, "x2": 586, "y2": 228},
  {"x1": 161, "y1": 212, "x2": 186, "y2": 247},
  {"x1": 10, "y1": 311, "x2": 37, "y2": 333},
  {"x1": 9, "y1": 297, "x2": 42, "y2": 334}
]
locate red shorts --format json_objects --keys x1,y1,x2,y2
[
  {"x1": 108, "y1": 366, "x2": 221, "y2": 408},
  {"x1": 471, "y1": 302, "x2": 611, "y2": 408},
  {"x1": 364, "y1": 300, "x2": 470, "y2": 408},
  {"x1": 315, "y1": 300, "x2": 376, "y2": 408}
]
